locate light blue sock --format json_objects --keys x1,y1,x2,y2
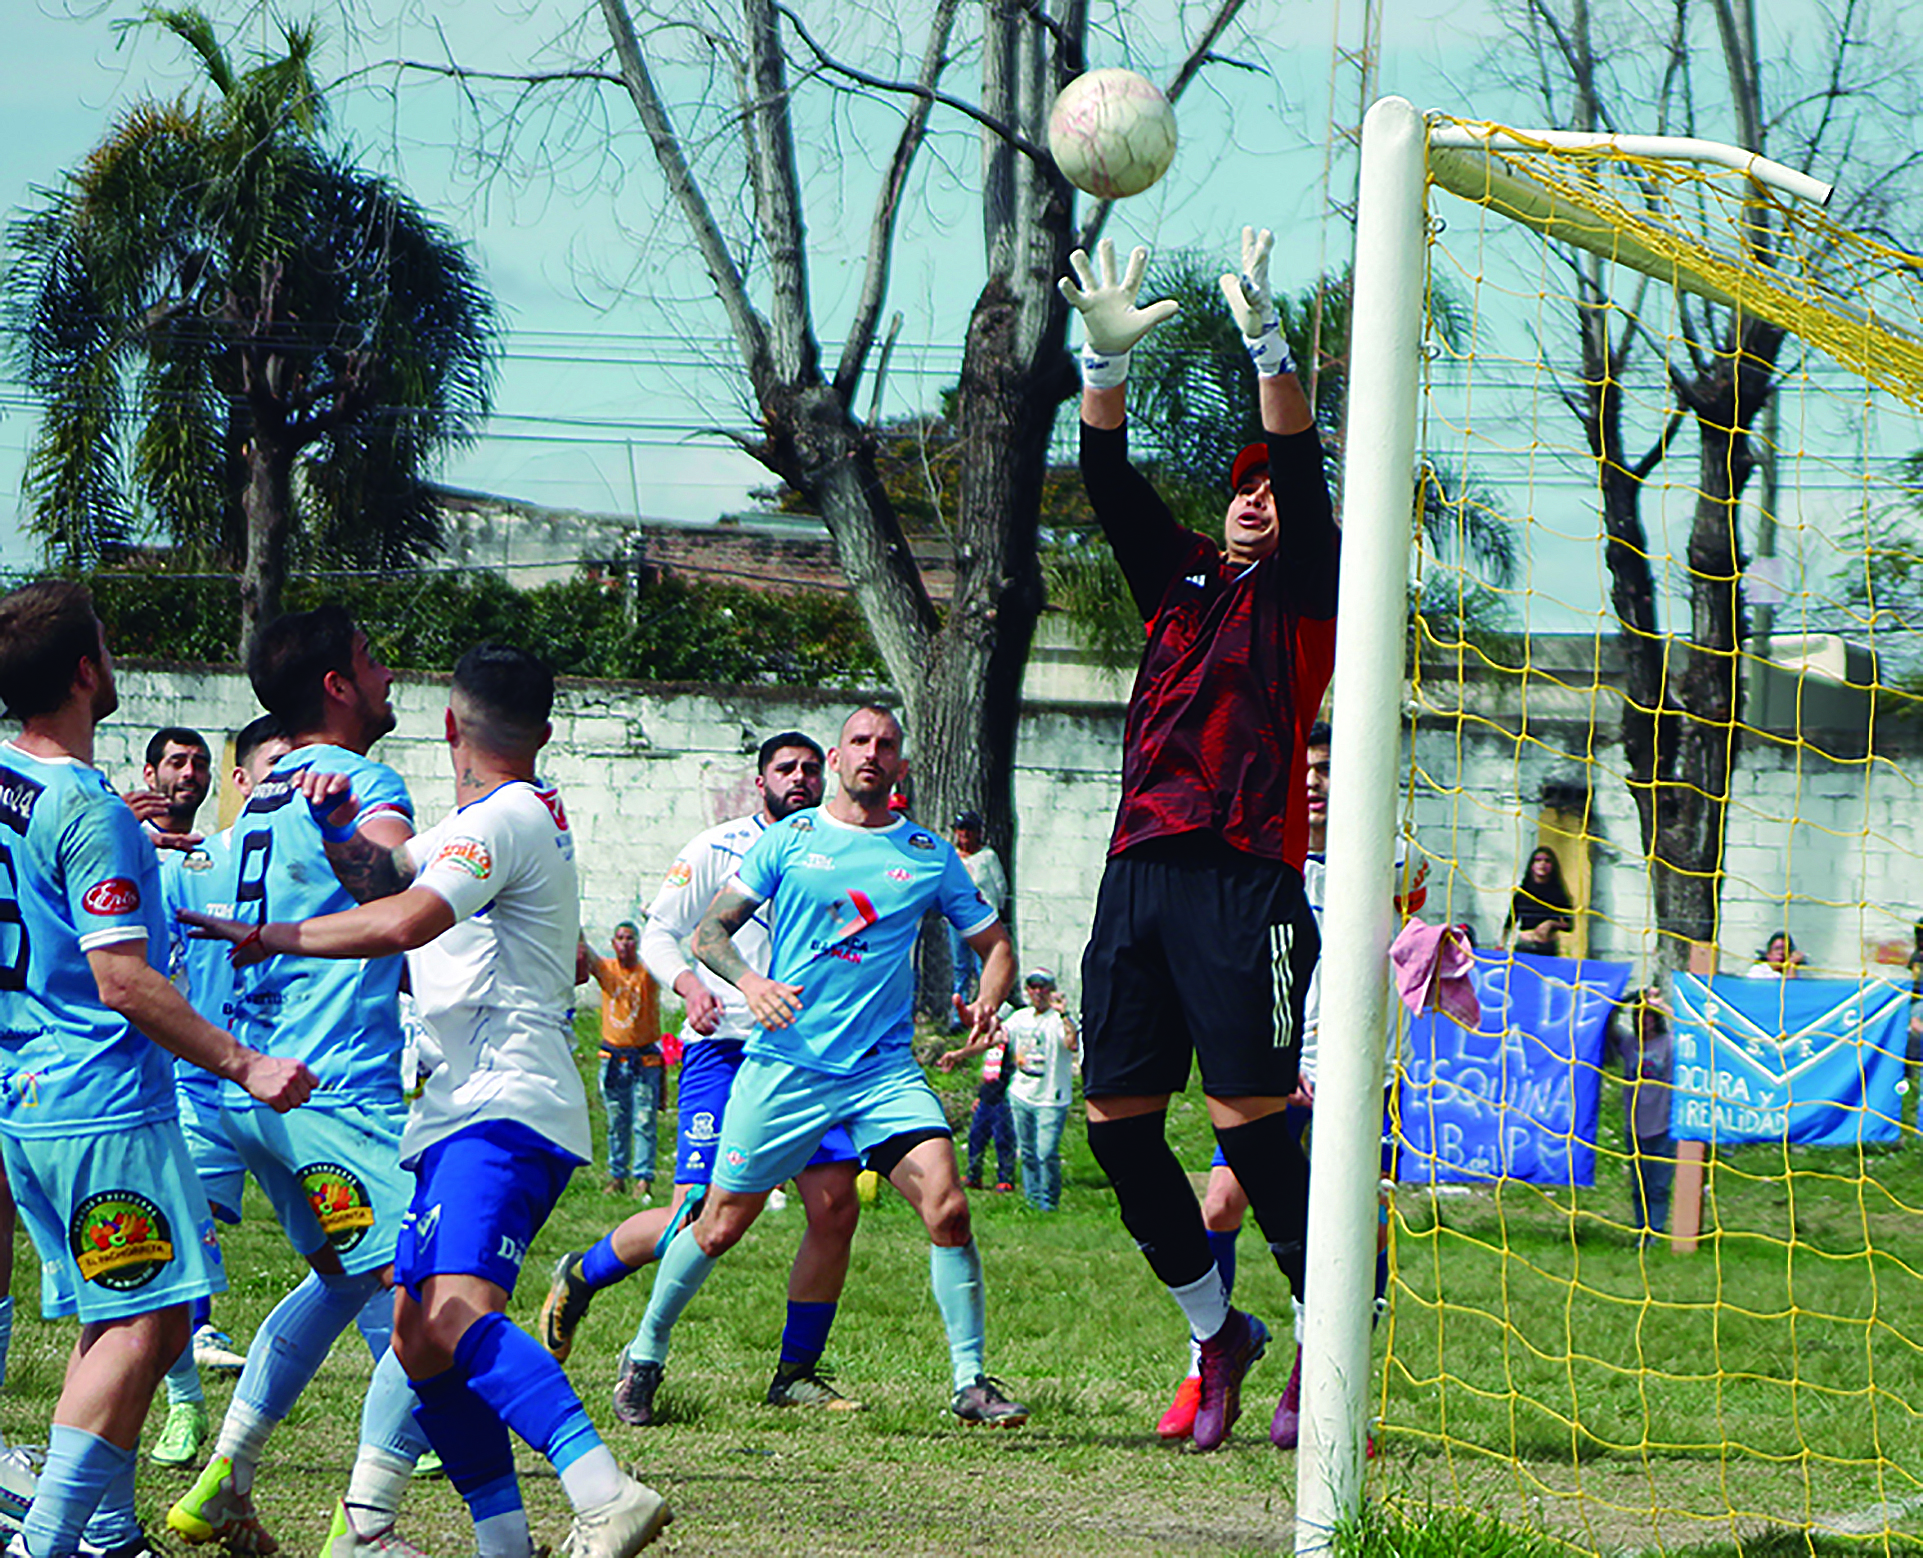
[
  {"x1": 360, "y1": 1345, "x2": 431, "y2": 1464},
  {"x1": 79, "y1": 1447, "x2": 139, "y2": 1550},
  {"x1": 237, "y1": 1268, "x2": 386, "y2": 1422},
  {"x1": 0, "y1": 1294, "x2": 13, "y2": 1390},
  {"x1": 23, "y1": 1425, "x2": 127, "y2": 1558},
  {"x1": 929, "y1": 1240, "x2": 986, "y2": 1391},
  {"x1": 355, "y1": 1286, "x2": 396, "y2": 1360},
  {"x1": 164, "y1": 1339, "x2": 205, "y2": 1406},
  {"x1": 627, "y1": 1229, "x2": 717, "y2": 1366}
]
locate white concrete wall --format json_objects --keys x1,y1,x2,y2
[{"x1": 101, "y1": 658, "x2": 1923, "y2": 1003}]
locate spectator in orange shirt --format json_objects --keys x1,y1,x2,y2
[{"x1": 591, "y1": 922, "x2": 663, "y2": 1198}]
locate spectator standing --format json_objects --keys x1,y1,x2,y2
[
  {"x1": 589, "y1": 922, "x2": 662, "y2": 1199},
  {"x1": 1610, "y1": 986, "x2": 1676, "y2": 1243},
  {"x1": 1003, "y1": 970, "x2": 1078, "y2": 1211},
  {"x1": 942, "y1": 1027, "x2": 1016, "y2": 1193},
  {"x1": 1505, "y1": 846, "x2": 1575, "y2": 957},
  {"x1": 949, "y1": 812, "x2": 1009, "y2": 1019}
]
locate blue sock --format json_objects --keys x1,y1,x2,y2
[
  {"x1": 190, "y1": 1294, "x2": 212, "y2": 1332},
  {"x1": 355, "y1": 1286, "x2": 396, "y2": 1360},
  {"x1": 412, "y1": 1365, "x2": 517, "y2": 1504},
  {"x1": 79, "y1": 1447, "x2": 139, "y2": 1550},
  {"x1": 23, "y1": 1425, "x2": 127, "y2": 1558},
  {"x1": 0, "y1": 1294, "x2": 14, "y2": 1390},
  {"x1": 779, "y1": 1301, "x2": 837, "y2": 1368},
  {"x1": 238, "y1": 1268, "x2": 386, "y2": 1422},
  {"x1": 629, "y1": 1227, "x2": 717, "y2": 1365},
  {"x1": 360, "y1": 1345, "x2": 432, "y2": 1464},
  {"x1": 164, "y1": 1339, "x2": 205, "y2": 1406},
  {"x1": 453, "y1": 1312, "x2": 602, "y2": 1473},
  {"x1": 929, "y1": 1241, "x2": 986, "y2": 1391},
  {"x1": 1206, "y1": 1228, "x2": 1239, "y2": 1302},
  {"x1": 579, "y1": 1232, "x2": 635, "y2": 1292}
]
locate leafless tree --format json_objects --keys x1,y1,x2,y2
[{"x1": 1486, "y1": 0, "x2": 1923, "y2": 957}]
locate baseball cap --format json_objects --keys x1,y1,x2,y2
[
  {"x1": 1229, "y1": 442, "x2": 1269, "y2": 493},
  {"x1": 1023, "y1": 967, "x2": 1056, "y2": 987}
]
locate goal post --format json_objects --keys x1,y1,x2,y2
[{"x1": 1298, "y1": 96, "x2": 1918, "y2": 1553}]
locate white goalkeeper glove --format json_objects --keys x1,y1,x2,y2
[
  {"x1": 1219, "y1": 225, "x2": 1294, "y2": 379},
  {"x1": 1058, "y1": 238, "x2": 1179, "y2": 389}
]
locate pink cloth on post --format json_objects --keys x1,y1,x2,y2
[{"x1": 1389, "y1": 918, "x2": 1481, "y2": 1029}]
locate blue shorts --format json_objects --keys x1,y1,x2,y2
[
  {"x1": 179, "y1": 1087, "x2": 245, "y2": 1225},
  {"x1": 714, "y1": 1049, "x2": 948, "y2": 1195},
  {"x1": 3, "y1": 1120, "x2": 225, "y2": 1323},
  {"x1": 677, "y1": 1040, "x2": 857, "y2": 1186},
  {"x1": 221, "y1": 1099, "x2": 410, "y2": 1275},
  {"x1": 393, "y1": 1120, "x2": 574, "y2": 1298}
]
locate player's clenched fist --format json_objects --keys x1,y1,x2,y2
[{"x1": 236, "y1": 1051, "x2": 317, "y2": 1113}]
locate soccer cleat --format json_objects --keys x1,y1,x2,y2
[
  {"x1": 409, "y1": 1450, "x2": 443, "y2": 1481},
  {"x1": 192, "y1": 1326, "x2": 247, "y2": 1376},
  {"x1": 317, "y1": 1500, "x2": 434, "y2": 1558},
  {"x1": 1270, "y1": 1345, "x2": 1304, "y2": 1449},
  {"x1": 1192, "y1": 1309, "x2": 1268, "y2": 1453},
  {"x1": 150, "y1": 1400, "x2": 210, "y2": 1467},
  {"x1": 167, "y1": 1456, "x2": 279, "y2": 1554},
  {"x1": 0, "y1": 1442, "x2": 39, "y2": 1534},
  {"x1": 950, "y1": 1374, "x2": 1028, "y2": 1427},
  {"x1": 559, "y1": 1472, "x2": 671, "y2": 1558},
  {"x1": 766, "y1": 1363, "x2": 862, "y2": 1411},
  {"x1": 538, "y1": 1251, "x2": 595, "y2": 1364},
  {"x1": 1156, "y1": 1375, "x2": 1202, "y2": 1440},
  {"x1": 611, "y1": 1356, "x2": 665, "y2": 1428}
]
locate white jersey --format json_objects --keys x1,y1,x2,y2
[
  {"x1": 640, "y1": 812, "x2": 772, "y2": 1046},
  {"x1": 1300, "y1": 838, "x2": 1409, "y2": 1087},
  {"x1": 400, "y1": 780, "x2": 588, "y2": 1166}
]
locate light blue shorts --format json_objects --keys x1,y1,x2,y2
[
  {"x1": 676, "y1": 1040, "x2": 857, "y2": 1186},
  {"x1": 3, "y1": 1119, "x2": 225, "y2": 1322},
  {"x1": 178, "y1": 1085, "x2": 245, "y2": 1224},
  {"x1": 714, "y1": 1048, "x2": 948, "y2": 1195},
  {"x1": 221, "y1": 1098, "x2": 410, "y2": 1275}
]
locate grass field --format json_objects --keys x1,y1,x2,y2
[{"x1": 5, "y1": 1015, "x2": 1920, "y2": 1557}]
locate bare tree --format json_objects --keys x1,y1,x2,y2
[{"x1": 1488, "y1": 0, "x2": 1923, "y2": 955}]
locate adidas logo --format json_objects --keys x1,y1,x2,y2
[{"x1": 1185, "y1": 573, "x2": 1207, "y2": 588}]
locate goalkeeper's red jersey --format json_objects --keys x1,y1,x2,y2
[{"x1": 1080, "y1": 422, "x2": 1339, "y2": 870}]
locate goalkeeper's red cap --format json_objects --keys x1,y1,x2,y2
[{"x1": 1229, "y1": 442, "x2": 1269, "y2": 492}]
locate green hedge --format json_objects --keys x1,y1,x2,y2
[{"x1": 67, "y1": 568, "x2": 885, "y2": 687}]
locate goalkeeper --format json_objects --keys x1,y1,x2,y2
[{"x1": 1058, "y1": 229, "x2": 1339, "y2": 1453}]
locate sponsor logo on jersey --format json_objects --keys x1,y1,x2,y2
[
  {"x1": 908, "y1": 832, "x2": 936, "y2": 850},
  {"x1": 182, "y1": 847, "x2": 214, "y2": 872},
  {"x1": 788, "y1": 817, "x2": 815, "y2": 833},
  {"x1": 69, "y1": 1190, "x2": 173, "y2": 1290},
  {"x1": 802, "y1": 852, "x2": 836, "y2": 872},
  {"x1": 886, "y1": 868, "x2": 910, "y2": 882},
  {"x1": 301, "y1": 1162, "x2": 377, "y2": 1252},
  {"x1": 81, "y1": 878, "x2": 140, "y2": 915},
  {"x1": 685, "y1": 1150, "x2": 707, "y2": 1170},
  {"x1": 664, "y1": 860, "x2": 693, "y2": 889},
  {"x1": 725, "y1": 1147, "x2": 747, "y2": 1167},
  {"x1": 431, "y1": 837, "x2": 493, "y2": 880},
  {"x1": 829, "y1": 890, "x2": 878, "y2": 943},
  {"x1": 0, "y1": 771, "x2": 44, "y2": 834}
]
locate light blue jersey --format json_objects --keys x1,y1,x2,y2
[
  {"x1": 0, "y1": 742, "x2": 176, "y2": 1138},
  {"x1": 162, "y1": 830, "x2": 240, "y2": 1111},
  {"x1": 734, "y1": 808, "x2": 996, "y2": 1075},
  {"x1": 226, "y1": 744, "x2": 413, "y2": 1108}
]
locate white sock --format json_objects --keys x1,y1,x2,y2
[
  {"x1": 211, "y1": 1399, "x2": 277, "y2": 1487},
  {"x1": 1186, "y1": 1334, "x2": 1203, "y2": 1377},
  {"x1": 1169, "y1": 1270, "x2": 1230, "y2": 1345},
  {"x1": 1293, "y1": 1296, "x2": 1307, "y2": 1349},
  {"x1": 344, "y1": 1448, "x2": 414, "y2": 1522},
  {"x1": 475, "y1": 1508, "x2": 532, "y2": 1558},
  {"x1": 556, "y1": 1443, "x2": 625, "y2": 1512}
]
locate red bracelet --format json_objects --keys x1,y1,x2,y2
[{"x1": 238, "y1": 924, "x2": 264, "y2": 952}]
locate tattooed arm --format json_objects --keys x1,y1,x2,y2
[{"x1": 693, "y1": 885, "x2": 802, "y2": 1029}]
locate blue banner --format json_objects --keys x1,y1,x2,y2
[
  {"x1": 1668, "y1": 975, "x2": 1908, "y2": 1147},
  {"x1": 1396, "y1": 953, "x2": 1632, "y2": 1186}
]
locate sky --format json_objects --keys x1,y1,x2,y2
[{"x1": 0, "y1": 0, "x2": 1497, "y2": 570}]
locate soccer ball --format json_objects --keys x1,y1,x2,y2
[{"x1": 1047, "y1": 69, "x2": 1178, "y2": 200}]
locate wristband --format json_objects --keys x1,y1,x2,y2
[
  {"x1": 1246, "y1": 317, "x2": 1295, "y2": 379},
  {"x1": 320, "y1": 813, "x2": 360, "y2": 844},
  {"x1": 1080, "y1": 343, "x2": 1131, "y2": 390}
]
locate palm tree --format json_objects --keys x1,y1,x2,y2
[{"x1": 5, "y1": 9, "x2": 498, "y2": 658}]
